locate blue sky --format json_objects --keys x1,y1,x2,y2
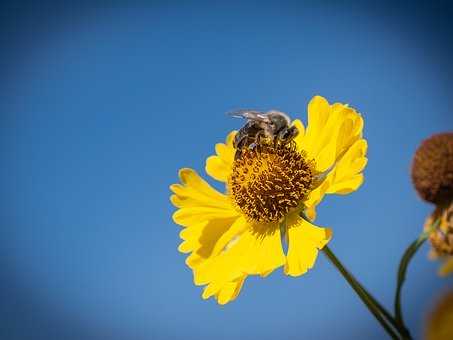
[{"x1": 1, "y1": 1, "x2": 453, "y2": 339}]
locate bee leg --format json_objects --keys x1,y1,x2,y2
[
  {"x1": 251, "y1": 130, "x2": 264, "y2": 152},
  {"x1": 256, "y1": 130, "x2": 265, "y2": 144},
  {"x1": 234, "y1": 130, "x2": 247, "y2": 149},
  {"x1": 234, "y1": 136, "x2": 248, "y2": 160},
  {"x1": 276, "y1": 128, "x2": 290, "y2": 148}
]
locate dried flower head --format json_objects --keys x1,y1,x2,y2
[{"x1": 411, "y1": 132, "x2": 453, "y2": 205}]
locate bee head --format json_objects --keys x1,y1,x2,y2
[
  {"x1": 278, "y1": 125, "x2": 299, "y2": 142},
  {"x1": 267, "y1": 111, "x2": 291, "y2": 132}
]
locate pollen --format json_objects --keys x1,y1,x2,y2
[{"x1": 228, "y1": 143, "x2": 315, "y2": 223}]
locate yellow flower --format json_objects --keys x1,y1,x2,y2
[
  {"x1": 425, "y1": 290, "x2": 453, "y2": 340},
  {"x1": 170, "y1": 95, "x2": 367, "y2": 304},
  {"x1": 425, "y1": 202, "x2": 453, "y2": 277},
  {"x1": 439, "y1": 258, "x2": 453, "y2": 277}
]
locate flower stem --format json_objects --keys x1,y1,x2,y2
[
  {"x1": 345, "y1": 268, "x2": 402, "y2": 333},
  {"x1": 394, "y1": 219, "x2": 439, "y2": 338},
  {"x1": 323, "y1": 246, "x2": 402, "y2": 339}
]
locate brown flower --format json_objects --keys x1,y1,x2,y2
[{"x1": 412, "y1": 132, "x2": 453, "y2": 205}]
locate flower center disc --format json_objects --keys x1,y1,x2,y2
[{"x1": 228, "y1": 143, "x2": 315, "y2": 223}]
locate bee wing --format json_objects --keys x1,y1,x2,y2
[{"x1": 227, "y1": 109, "x2": 270, "y2": 122}]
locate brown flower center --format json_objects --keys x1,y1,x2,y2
[{"x1": 228, "y1": 143, "x2": 315, "y2": 223}]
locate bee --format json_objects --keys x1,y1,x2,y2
[{"x1": 228, "y1": 109, "x2": 299, "y2": 158}]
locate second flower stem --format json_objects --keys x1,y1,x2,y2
[
  {"x1": 323, "y1": 246, "x2": 402, "y2": 339},
  {"x1": 394, "y1": 219, "x2": 439, "y2": 337}
]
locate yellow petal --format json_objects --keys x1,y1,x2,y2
[
  {"x1": 173, "y1": 207, "x2": 238, "y2": 227},
  {"x1": 308, "y1": 103, "x2": 349, "y2": 159},
  {"x1": 304, "y1": 178, "x2": 331, "y2": 221},
  {"x1": 238, "y1": 223, "x2": 286, "y2": 275},
  {"x1": 292, "y1": 119, "x2": 305, "y2": 147},
  {"x1": 205, "y1": 131, "x2": 236, "y2": 182},
  {"x1": 178, "y1": 216, "x2": 238, "y2": 256},
  {"x1": 439, "y1": 257, "x2": 453, "y2": 277},
  {"x1": 193, "y1": 217, "x2": 249, "y2": 285},
  {"x1": 299, "y1": 96, "x2": 365, "y2": 176},
  {"x1": 171, "y1": 166, "x2": 248, "y2": 304},
  {"x1": 306, "y1": 95, "x2": 331, "y2": 140},
  {"x1": 170, "y1": 168, "x2": 239, "y2": 227},
  {"x1": 325, "y1": 139, "x2": 368, "y2": 195},
  {"x1": 193, "y1": 218, "x2": 285, "y2": 303},
  {"x1": 335, "y1": 113, "x2": 363, "y2": 157},
  {"x1": 201, "y1": 275, "x2": 247, "y2": 305},
  {"x1": 217, "y1": 276, "x2": 246, "y2": 305},
  {"x1": 170, "y1": 168, "x2": 230, "y2": 207},
  {"x1": 178, "y1": 216, "x2": 248, "y2": 305},
  {"x1": 326, "y1": 174, "x2": 364, "y2": 195},
  {"x1": 304, "y1": 206, "x2": 317, "y2": 221},
  {"x1": 284, "y1": 216, "x2": 332, "y2": 277},
  {"x1": 299, "y1": 95, "x2": 330, "y2": 157},
  {"x1": 315, "y1": 139, "x2": 338, "y2": 173}
]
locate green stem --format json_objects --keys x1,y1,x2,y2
[
  {"x1": 394, "y1": 219, "x2": 439, "y2": 337},
  {"x1": 346, "y1": 269, "x2": 402, "y2": 334},
  {"x1": 323, "y1": 246, "x2": 401, "y2": 339}
]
